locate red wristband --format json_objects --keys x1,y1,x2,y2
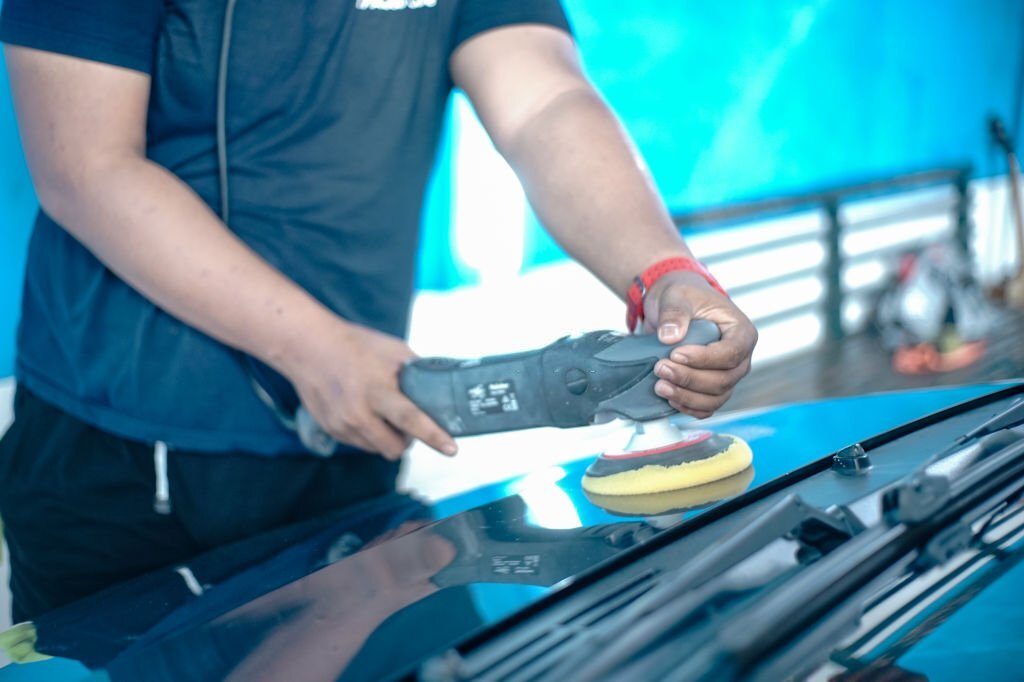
[{"x1": 625, "y1": 257, "x2": 727, "y2": 333}]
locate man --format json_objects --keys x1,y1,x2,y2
[{"x1": 0, "y1": 0, "x2": 756, "y2": 622}]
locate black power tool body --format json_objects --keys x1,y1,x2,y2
[{"x1": 399, "y1": 320, "x2": 720, "y2": 437}]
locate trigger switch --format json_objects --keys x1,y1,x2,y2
[{"x1": 564, "y1": 368, "x2": 589, "y2": 395}]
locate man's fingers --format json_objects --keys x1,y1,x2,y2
[
  {"x1": 642, "y1": 277, "x2": 757, "y2": 417},
  {"x1": 355, "y1": 413, "x2": 410, "y2": 461},
  {"x1": 378, "y1": 392, "x2": 458, "y2": 457},
  {"x1": 670, "y1": 322, "x2": 756, "y2": 371},
  {"x1": 321, "y1": 419, "x2": 377, "y2": 455},
  {"x1": 655, "y1": 379, "x2": 731, "y2": 413},
  {"x1": 668, "y1": 400, "x2": 713, "y2": 420},
  {"x1": 655, "y1": 358, "x2": 750, "y2": 396}
]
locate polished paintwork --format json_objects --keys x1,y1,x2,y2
[{"x1": 2, "y1": 382, "x2": 1019, "y2": 681}]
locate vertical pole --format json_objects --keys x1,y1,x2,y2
[
  {"x1": 953, "y1": 167, "x2": 972, "y2": 257},
  {"x1": 823, "y1": 198, "x2": 844, "y2": 345}
]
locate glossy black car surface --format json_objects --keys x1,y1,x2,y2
[{"x1": 2, "y1": 382, "x2": 1021, "y2": 681}]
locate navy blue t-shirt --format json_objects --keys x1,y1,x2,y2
[{"x1": 0, "y1": 0, "x2": 571, "y2": 454}]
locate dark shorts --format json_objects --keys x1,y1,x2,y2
[{"x1": 0, "y1": 386, "x2": 400, "y2": 623}]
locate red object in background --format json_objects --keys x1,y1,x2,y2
[{"x1": 892, "y1": 340, "x2": 987, "y2": 375}]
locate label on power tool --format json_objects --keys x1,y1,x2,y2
[
  {"x1": 467, "y1": 380, "x2": 520, "y2": 416},
  {"x1": 491, "y1": 554, "x2": 541, "y2": 576}
]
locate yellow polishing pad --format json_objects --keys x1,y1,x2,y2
[
  {"x1": 581, "y1": 431, "x2": 753, "y2": 496},
  {"x1": 585, "y1": 466, "x2": 755, "y2": 516}
]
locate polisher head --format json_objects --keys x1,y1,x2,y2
[
  {"x1": 584, "y1": 465, "x2": 755, "y2": 517},
  {"x1": 581, "y1": 423, "x2": 753, "y2": 496}
]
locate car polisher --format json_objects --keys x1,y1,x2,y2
[{"x1": 398, "y1": 319, "x2": 753, "y2": 495}]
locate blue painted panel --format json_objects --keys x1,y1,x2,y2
[
  {"x1": 0, "y1": 44, "x2": 35, "y2": 378},
  {"x1": 414, "y1": 100, "x2": 461, "y2": 291},
  {"x1": 563, "y1": 0, "x2": 1024, "y2": 210}
]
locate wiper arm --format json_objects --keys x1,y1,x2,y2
[
  {"x1": 543, "y1": 496, "x2": 865, "y2": 680},
  {"x1": 884, "y1": 398, "x2": 1024, "y2": 526},
  {"x1": 925, "y1": 397, "x2": 1024, "y2": 467},
  {"x1": 682, "y1": 428, "x2": 1024, "y2": 681},
  {"x1": 578, "y1": 414, "x2": 1024, "y2": 681},
  {"x1": 954, "y1": 396, "x2": 1024, "y2": 444}
]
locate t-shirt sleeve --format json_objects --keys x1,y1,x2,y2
[
  {"x1": 454, "y1": 0, "x2": 572, "y2": 49},
  {"x1": 0, "y1": 0, "x2": 164, "y2": 74}
]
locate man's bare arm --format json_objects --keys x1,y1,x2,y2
[
  {"x1": 6, "y1": 45, "x2": 454, "y2": 456},
  {"x1": 451, "y1": 26, "x2": 757, "y2": 416},
  {"x1": 450, "y1": 25, "x2": 691, "y2": 298}
]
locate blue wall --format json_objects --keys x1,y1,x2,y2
[
  {"x1": 0, "y1": 48, "x2": 33, "y2": 379},
  {"x1": 2, "y1": 1, "x2": 1023, "y2": 376},
  {"x1": 571, "y1": 0, "x2": 1024, "y2": 207},
  {"x1": 520, "y1": 0, "x2": 1024, "y2": 268}
]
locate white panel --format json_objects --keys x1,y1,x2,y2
[
  {"x1": 732, "y1": 276, "x2": 824, "y2": 322},
  {"x1": 840, "y1": 185, "x2": 956, "y2": 225},
  {"x1": 0, "y1": 377, "x2": 12, "y2": 436},
  {"x1": 842, "y1": 258, "x2": 889, "y2": 291},
  {"x1": 842, "y1": 298, "x2": 870, "y2": 332},
  {"x1": 713, "y1": 241, "x2": 826, "y2": 290},
  {"x1": 971, "y1": 175, "x2": 1022, "y2": 284},
  {"x1": 685, "y1": 209, "x2": 823, "y2": 260},
  {"x1": 751, "y1": 313, "x2": 823, "y2": 364},
  {"x1": 841, "y1": 215, "x2": 951, "y2": 257}
]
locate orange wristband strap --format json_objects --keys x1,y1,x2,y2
[{"x1": 625, "y1": 257, "x2": 727, "y2": 333}]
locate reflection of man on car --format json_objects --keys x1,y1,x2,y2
[{"x1": 21, "y1": 492, "x2": 666, "y2": 680}]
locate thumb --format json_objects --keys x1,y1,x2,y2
[{"x1": 651, "y1": 284, "x2": 694, "y2": 344}]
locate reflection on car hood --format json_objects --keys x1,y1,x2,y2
[{"x1": 20, "y1": 383, "x2": 1009, "y2": 681}]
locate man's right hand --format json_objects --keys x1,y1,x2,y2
[{"x1": 284, "y1": 320, "x2": 457, "y2": 461}]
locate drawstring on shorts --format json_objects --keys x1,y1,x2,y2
[{"x1": 153, "y1": 440, "x2": 171, "y2": 515}]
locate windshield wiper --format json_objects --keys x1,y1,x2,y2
[
  {"x1": 553, "y1": 405, "x2": 1024, "y2": 681},
  {"x1": 537, "y1": 496, "x2": 866, "y2": 680},
  {"x1": 627, "y1": 423, "x2": 1024, "y2": 681},
  {"x1": 886, "y1": 397, "x2": 1024, "y2": 525}
]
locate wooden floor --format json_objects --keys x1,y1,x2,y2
[{"x1": 729, "y1": 308, "x2": 1024, "y2": 411}]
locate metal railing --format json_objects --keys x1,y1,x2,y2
[{"x1": 670, "y1": 166, "x2": 973, "y2": 344}]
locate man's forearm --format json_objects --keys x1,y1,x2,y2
[
  {"x1": 501, "y1": 86, "x2": 693, "y2": 298},
  {"x1": 39, "y1": 156, "x2": 341, "y2": 379},
  {"x1": 451, "y1": 25, "x2": 755, "y2": 416},
  {"x1": 36, "y1": 154, "x2": 457, "y2": 456}
]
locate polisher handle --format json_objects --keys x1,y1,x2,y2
[{"x1": 400, "y1": 320, "x2": 720, "y2": 437}]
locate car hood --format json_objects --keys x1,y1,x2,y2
[{"x1": 13, "y1": 382, "x2": 1013, "y2": 681}]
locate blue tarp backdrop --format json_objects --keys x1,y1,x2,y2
[{"x1": 1, "y1": 0, "x2": 1023, "y2": 377}]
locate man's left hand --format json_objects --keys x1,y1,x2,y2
[{"x1": 644, "y1": 271, "x2": 757, "y2": 419}]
